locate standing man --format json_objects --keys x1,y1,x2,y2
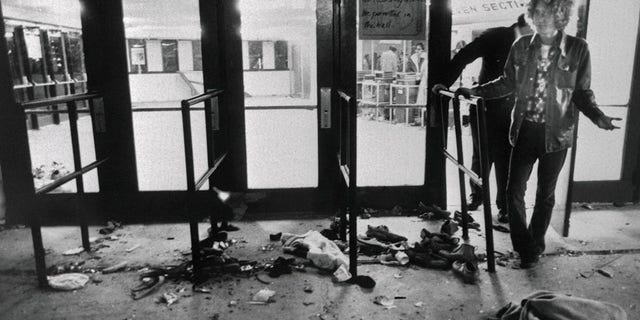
[
  {"x1": 380, "y1": 46, "x2": 399, "y2": 77},
  {"x1": 455, "y1": 0, "x2": 620, "y2": 268},
  {"x1": 433, "y1": 14, "x2": 532, "y2": 223}
]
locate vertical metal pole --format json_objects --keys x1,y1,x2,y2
[
  {"x1": 181, "y1": 101, "x2": 201, "y2": 280},
  {"x1": 451, "y1": 98, "x2": 469, "y2": 240},
  {"x1": 30, "y1": 213, "x2": 48, "y2": 287},
  {"x1": 476, "y1": 99, "x2": 495, "y2": 272},
  {"x1": 348, "y1": 97, "x2": 358, "y2": 277},
  {"x1": 68, "y1": 101, "x2": 90, "y2": 251}
]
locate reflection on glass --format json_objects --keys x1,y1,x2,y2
[{"x1": 239, "y1": 0, "x2": 318, "y2": 188}]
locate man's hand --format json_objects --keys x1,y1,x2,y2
[
  {"x1": 454, "y1": 87, "x2": 474, "y2": 99},
  {"x1": 596, "y1": 115, "x2": 622, "y2": 130},
  {"x1": 431, "y1": 83, "x2": 448, "y2": 94}
]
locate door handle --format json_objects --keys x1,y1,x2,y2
[{"x1": 320, "y1": 87, "x2": 331, "y2": 129}]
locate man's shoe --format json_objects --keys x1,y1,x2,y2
[
  {"x1": 452, "y1": 260, "x2": 479, "y2": 284},
  {"x1": 497, "y1": 210, "x2": 509, "y2": 224},
  {"x1": 519, "y1": 255, "x2": 539, "y2": 269},
  {"x1": 467, "y1": 196, "x2": 483, "y2": 211}
]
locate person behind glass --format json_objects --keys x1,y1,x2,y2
[
  {"x1": 432, "y1": 14, "x2": 533, "y2": 223},
  {"x1": 455, "y1": 0, "x2": 621, "y2": 268},
  {"x1": 408, "y1": 43, "x2": 427, "y2": 75},
  {"x1": 380, "y1": 46, "x2": 399, "y2": 77}
]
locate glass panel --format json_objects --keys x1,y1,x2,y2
[
  {"x1": 587, "y1": 0, "x2": 640, "y2": 105},
  {"x1": 123, "y1": 0, "x2": 205, "y2": 191},
  {"x1": 239, "y1": 0, "x2": 318, "y2": 188},
  {"x1": 2, "y1": 0, "x2": 96, "y2": 192},
  {"x1": 574, "y1": 107, "x2": 627, "y2": 181},
  {"x1": 573, "y1": 1, "x2": 639, "y2": 182},
  {"x1": 355, "y1": 2, "x2": 428, "y2": 186}
]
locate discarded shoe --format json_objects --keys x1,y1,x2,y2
[
  {"x1": 406, "y1": 249, "x2": 449, "y2": 269},
  {"x1": 452, "y1": 260, "x2": 479, "y2": 284},
  {"x1": 366, "y1": 225, "x2": 408, "y2": 243},
  {"x1": 418, "y1": 202, "x2": 451, "y2": 220},
  {"x1": 438, "y1": 243, "x2": 477, "y2": 264},
  {"x1": 453, "y1": 211, "x2": 475, "y2": 223},
  {"x1": 440, "y1": 219, "x2": 459, "y2": 236}
]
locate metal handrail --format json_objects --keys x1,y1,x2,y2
[
  {"x1": 20, "y1": 92, "x2": 101, "y2": 109},
  {"x1": 194, "y1": 152, "x2": 228, "y2": 191},
  {"x1": 35, "y1": 158, "x2": 108, "y2": 195},
  {"x1": 337, "y1": 90, "x2": 352, "y2": 102},
  {"x1": 435, "y1": 88, "x2": 495, "y2": 273},
  {"x1": 181, "y1": 88, "x2": 223, "y2": 108}
]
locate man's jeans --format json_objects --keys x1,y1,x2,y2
[{"x1": 507, "y1": 120, "x2": 567, "y2": 260}]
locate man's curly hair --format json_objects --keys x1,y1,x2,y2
[{"x1": 527, "y1": 0, "x2": 574, "y2": 30}]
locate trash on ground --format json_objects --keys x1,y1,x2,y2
[
  {"x1": 63, "y1": 247, "x2": 85, "y2": 256},
  {"x1": 158, "y1": 292, "x2": 179, "y2": 306},
  {"x1": 228, "y1": 300, "x2": 238, "y2": 306},
  {"x1": 99, "y1": 220, "x2": 122, "y2": 235},
  {"x1": 194, "y1": 287, "x2": 212, "y2": 293},
  {"x1": 261, "y1": 243, "x2": 276, "y2": 251},
  {"x1": 131, "y1": 275, "x2": 165, "y2": 300},
  {"x1": 415, "y1": 302, "x2": 424, "y2": 307},
  {"x1": 332, "y1": 264, "x2": 352, "y2": 282},
  {"x1": 373, "y1": 295, "x2": 396, "y2": 309},
  {"x1": 102, "y1": 261, "x2": 128, "y2": 274},
  {"x1": 393, "y1": 273, "x2": 403, "y2": 279},
  {"x1": 251, "y1": 288, "x2": 276, "y2": 304},
  {"x1": 47, "y1": 273, "x2": 90, "y2": 291},
  {"x1": 270, "y1": 232, "x2": 282, "y2": 241},
  {"x1": 597, "y1": 268, "x2": 613, "y2": 278},
  {"x1": 304, "y1": 285, "x2": 313, "y2": 293},
  {"x1": 126, "y1": 244, "x2": 140, "y2": 252}
]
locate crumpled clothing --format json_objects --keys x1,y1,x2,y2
[
  {"x1": 281, "y1": 230, "x2": 348, "y2": 271},
  {"x1": 491, "y1": 291, "x2": 627, "y2": 320}
]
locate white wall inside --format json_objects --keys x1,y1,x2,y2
[
  {"x1": 146, "y1": 40, "x2": 163, "y2": 72},
  {"x1": 243, "y1": 71, "x2": 291, "y2": 96},
  {"x1": 128, "y1": 73, "x2": 194, "y2": 102},
  {"x1": 178, "y1": 40, "x2": 194, "y2": 71}
]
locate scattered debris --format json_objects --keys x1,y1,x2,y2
[
  {"x1": 304, "y1": 285, "x2": 313, "y2": 293},
  {"x1": 255, "y1": 274, "x2": 272, "y2": 285},
  {"x1": 269, "y1": 232, "x2": 282, "y2": 241},
  {"x1": 596, "y1": 269, "x2": 613, "y2": 278},
  {"x1": 261, "y1": 243, "x2": 276, "y2": 251},
  {"x1": 251, "y1": 288, "x2": 276, "y2": 304},
  {"x1": 228, "y1": 300, "x2": 238, "y2": 307},
  {"x1": 393, "y1": 273, "x2": 403, "y2": 279},
  {"x1": 581, "y1": 203, "x2": 594, "y2": 210},
  {"x1": 373, "y1": 295, "x2": 396, "y2": 309},
  {"x1": 99, "y1": 220, "x2": 123, "y2": 235},
  {"x1": 415, "y1": 302, "x2": 424, "y2": 307},
  {"x1": 63, "y1": 247, "x2": 85, "y2": 256},
  {"x1": 194, "y1": 287, "x2": 212, "y2": 294},
  {"x1": 47, "y1": 273, "x2": 90, "y2": 291},
  {"x1": 132, "y1": 275, "x2": 165, "y2": 300},
  {"x1": 159, "y1": 292, "x2": 179, "y2": 306},
  {"x1": 102, "y1": 261, "x2": 128, "y2": 274},
  {"x1": 126, "y1": 245, "x2": 140, "y2": 253},
  {"x1": 332, "y1": 264, "x2": 351, "y2": 282}
]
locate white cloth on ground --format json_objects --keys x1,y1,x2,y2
[{"x1": 281, "y1": 230, "x2": 349, "y2": 271}]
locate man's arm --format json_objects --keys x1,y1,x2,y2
[
  {"x1": 572, "y1": 42, "x2": 621, "y2": 130},
  {"x1": 442, "y1": 34, "x2": 488, "y2": 87},
  {"x1": 470, "y1": 41, "x2": 518, "y2": 100}
]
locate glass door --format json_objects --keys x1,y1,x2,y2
[{"x1": 238, "y1": 0, "x2": 319, "y2": 189}]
